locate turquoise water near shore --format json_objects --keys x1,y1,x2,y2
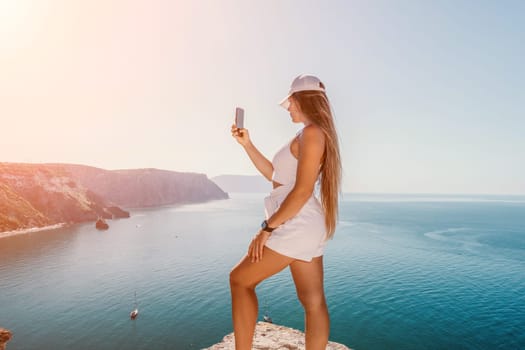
[{"x1": 1, "y1": 193, "x2": 524, "y2": 349}]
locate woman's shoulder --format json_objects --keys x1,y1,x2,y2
[
  {"x1": 296, "y1": 125, "x2": 325, "y2": 152},
  {"x1": 298, "y1": 125, "x2": 325, "y2": 142}
]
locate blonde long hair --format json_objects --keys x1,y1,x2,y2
[{"x1": 292, "y1": 84, "x2": 342, "y2": 239}]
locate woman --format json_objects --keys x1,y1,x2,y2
[{"x1": 229, "y1": 74, "x2": 342, "y2": 350}]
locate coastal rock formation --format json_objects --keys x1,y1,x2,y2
[
  {"x1": 0, "y1": 163, "x2": 129, "y2": 232},
  {"x1": 205, "y1": 322, "x2": 351, "y2": 350},
  {"x1": 0, "y1": 328, "x2": 12, "y2": 350},
  {"x1": 60, "y1": 164, "x2": 229, "y2": 208},
  {"x1": 0, "y1": 162, "x2": 228, "y2": 233},
  {"x1": 0, "y1": 182, "x2": 52, "y2": 230}
]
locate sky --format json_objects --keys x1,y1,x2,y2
[{"x1": 1, "y1": 0, "x2": 524, "y2": 194}]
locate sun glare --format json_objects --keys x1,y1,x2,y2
[
  {"x1": 0, "y1": 0, "x2": 27, "y2": 29},
  {"x1": 0, "y1": 0, "x2": 34, "y2": 48}
]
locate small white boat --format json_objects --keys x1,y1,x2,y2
[
  {"x1": 130, "y1": 308, "x2": 138, "y2": 320},
  {"x1": 130, "y1": 291, "x2": 139, "y2": 320},
  {"x1": 263, "y1": 300, "x2": 272, "y2": 323}
]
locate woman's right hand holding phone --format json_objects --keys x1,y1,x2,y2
[
  {"x1": 231, "y1": 124, "x2": 250, "y2": 147},
  {"x1": 230, "y1": 122, "x2": 273, "y2": 180}
]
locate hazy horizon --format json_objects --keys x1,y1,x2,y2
[
  {"x1": 1, "y1": 1, "x2": 524, "y2": 195},
  {"x1": 5, "y1": 161, "x2": 525, "y2": 197}
]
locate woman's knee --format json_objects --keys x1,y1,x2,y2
[
  {"x1": 297, "y1": 291, "x2": 327, "y2": 311},
  {"x1": 229, "y1": 267, "x2": 255, "y2": 290}
]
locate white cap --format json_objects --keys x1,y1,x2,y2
[{"x1": 279, "y1": 74, "x2": 325, "y2": 109}]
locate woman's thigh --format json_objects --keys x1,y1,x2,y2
[
  {"x1": 289, "y1": 256, "x2": 326, "y2": 305},
  {"x1": 230, "y1": 247, "x2": 295, "y2": 288}
]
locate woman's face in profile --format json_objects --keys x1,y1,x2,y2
[{"x1": 287, "y1": 96, "x2": 309, "y2": 124}]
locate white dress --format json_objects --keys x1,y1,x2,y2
[{"x1": 263, "y1": 131, "x2": 327, "y2": 262}]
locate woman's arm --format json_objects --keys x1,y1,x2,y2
[
  {"x1": 266, "y1": 125, "x2": 325, "y2": 228},
  {"x1": 231, "y1": 125, "x2": 274, "y2": 181}
]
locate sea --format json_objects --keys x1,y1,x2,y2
[{"x1": 0, "y1": 193, "x2": 524, "y2": 350}]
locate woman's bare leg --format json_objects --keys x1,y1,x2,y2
[
  {"x1": 290, "y1": 255, "x2": 329, "y2": 350},
  {"x1": 229, "y1": 247, "x2": 294, "y2": 350}
]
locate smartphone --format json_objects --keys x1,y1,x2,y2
[{"x1": 235, "y1": 107, "x2": 244, "y2": 129}]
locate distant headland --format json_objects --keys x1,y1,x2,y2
[{"x1": 0, "y1": 162, "x2": 228, "y2": 234}]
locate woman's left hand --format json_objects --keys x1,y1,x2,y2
[{"x1": 248, "y1": 230, "x2": 271, "y2": 263}]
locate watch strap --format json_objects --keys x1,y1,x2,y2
[{"x1": 261, "y1": 219, "x2": 276, "y2": 233}]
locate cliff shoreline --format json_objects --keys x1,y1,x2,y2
[
  {"x1": 0, "y1": 223, "x2": 66, "y2": 239},
  {"x1": 0, "y1": 162, "x2": 228, "y2": 233}
]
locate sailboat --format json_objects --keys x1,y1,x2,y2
[
  {"x1": 130, "y1": 291, "x2": 139, "y2": 320},
  {"x1": 262, "y1": 300, "x2": 273, "y2": 323}
]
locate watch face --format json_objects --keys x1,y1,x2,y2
[{"x1": 261, "y1": 220, "x2": 274, "y2": 232}]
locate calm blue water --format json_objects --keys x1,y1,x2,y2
[{"x1": 1, "y1": 193, "x2": 524, "y2": 349}]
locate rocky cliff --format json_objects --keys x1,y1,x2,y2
[
  {"x1": 60, "y1": 164, "x2": 229, "y2": 208},
  {"x1": 205, "y1": 322, "x2": 351, "y2": 350},
  {"x1": 0, "y1": 163, "x2": 129, "y2": 232},
  {"x1": 0, "y1": 163, "x2": 228, "y2": 233}
]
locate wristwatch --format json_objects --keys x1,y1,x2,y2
[{"x1": 261, "y1": 219, "x2": 276, "y2": 233}]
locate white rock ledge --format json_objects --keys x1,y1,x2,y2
[{"x1": 204, "y1": 322, "x2": 351, "y2": 350}]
